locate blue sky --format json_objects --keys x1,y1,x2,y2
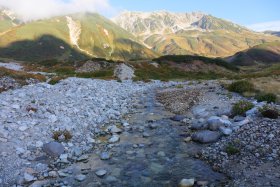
[{"x1": 109, "y1": 0, "x2": 280, "y2": 26}]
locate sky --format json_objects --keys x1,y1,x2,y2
[{"x1": 0, "y1": 0, "x2": 279, "y2": 31}]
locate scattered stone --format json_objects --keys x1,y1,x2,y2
[
  {"x1": 77, "y1": 155, "x2": 89, "y2": 162},
  {"x1": 108, "y1": 135, "x2": 120, "y2": 143},
  {"x1": 95, "y1": 169, "x2": 107, "y2": 177},
  {"x1": 207, "y1": 116, "x2": 232, "y2": 131},
  {"x1": 48, "y1": 171, "x2": 58, "y2": 178},
  {"x1": 191, "y1": 130, "x2": 222, "y2": 143},
  {"x1": 170, "y1": 115, "x2": 185, "y2": 122},
  {"x1": 42, "y1": 142, "x2": 64, "y2": 157},
  {"x1": 75, "y1": 174, "x2": 86, "y2": 182},
  {"x1": 24, "y1": 172, "x2": 35, "y2": 183},
  {"x1": 142, "y1": 132, "x2": 150, "y2": 138},
  {"x1": 184, "y1": 137, "x2": 192, "y2": 142},
  {"x1": 179, "y1": 178, "x2": 195, "y2": 187},
  {"x1": 100, "y1": 152, "x2": 111, "y2": 160},
  {"x1": 109, "y1": 125, "x2": 122, "y2": 134}
]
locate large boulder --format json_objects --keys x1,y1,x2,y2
[
  {"x1": 191, "y1": 130, "x2": 222, "y2": 143},
  {"x1": 207, "y1": 116, "x2": 232, "y2": 131},
  {"x1": 114, "y1": 63, "x2": 135, "y2": 80},
  {"x1": 42, "y1": 142, "x2": 64, "y2": 157}
]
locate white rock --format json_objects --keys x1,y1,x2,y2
[
  {"x1": 108, "y1": 135, "x2": 120, "y2": 143},
  {"x1": 179, "y1": 178, "x2": 195, "y2": 187},
  {"x1": 24, "y1": 172, "x2": 35, "y2": 182},
  {"x1": 35, "y1": 141, "x2": 44, "y2": 148},
  {"x1": 95, "y1": 169, "x2": 107, "y2": 177},
  {"x1": 19, "y1": 125, "x2": 29, "y2": 132}
]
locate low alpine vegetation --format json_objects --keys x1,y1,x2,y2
[
  {"x1": 255, "y1": 93, "x2": 277, "y2": 103},
  {"x1": 259, "y1": 105, "x2": 279, "y2": 119},
  {"x1": 232, "y1": 100, "x2": 254, "y2": 116},
  {"x1": 228, "y1": 80, "x2": 254, "y2": 94},
  {"x1": 52, "y1": 130, "x2": 73, "y2": 142}
]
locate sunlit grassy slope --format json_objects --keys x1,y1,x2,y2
[{"x1": 0, "y1": 13, "x2": 157, "y2": 62}]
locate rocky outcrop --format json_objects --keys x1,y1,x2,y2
[{"x1": 114, "y1": 63, "x2": 135, "y2": 80}]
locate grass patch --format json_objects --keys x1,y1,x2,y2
[
  {"x1": 225, "y1": 144, "x2": 240, "y2": 155},
  {"x1": 232, "y1": 100, "x2": 254, "y2": 116},
  {"x1": 52, "y1": 130, "x2": 73, "y2": 142},
  {"x1": 227, "y1": 80, "x2": 255, "y2": 94},
  {"x1": 255, "y1": 93, "x2": 277, "y2": 103}
]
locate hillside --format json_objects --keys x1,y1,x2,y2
[
  {"x1": 113, "y1": 11, "x2": 280, "y2": 57},
  {"x1": 265, "y1": 31, "x2": 280, "y2": 37},
  {"x1": 0, "y1": 9, "x2": 21, "y2": 33},
  {"x1": 0, "y1": 13, "x2": 157, "y2": 62},
  {"x1": 227, "y1": 41, "x2": 280, "y2": 66}
]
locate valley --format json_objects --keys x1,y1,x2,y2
[{"x1": 0, "y1": 4, "x2": 280, "y2": 187}]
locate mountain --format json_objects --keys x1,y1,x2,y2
[
  {"x1": 0, "y1": 12, "x2": 157, "y2": 62},
  {"x1": 227, "y1": 41, "x2": 280, "y2": 66},
  {"x1": 264, "y1": 31, "x2": 280, "y2": 37},
  {"x1": 0, "y1": 9, "x2": 21, "y2": 33},
  {"x1": 112, "y1": 11, "x2": 280, "y2": 57}
]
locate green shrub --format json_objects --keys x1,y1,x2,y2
[
  {"x1": 49, "y1": 76, "x2": 65, "y2": 85},
  {"x1": 255, "y1": 93, "x2": 277, "y2": 103},
  {"x1": 225, "y1": 144, "x2": 240, "y2": 155},
  {"x1": 228, "y1": 80, "x2": 255, "y2": 94},
  {"x1": 232, "y1": 100, "x2": 254, "y2": 116}
]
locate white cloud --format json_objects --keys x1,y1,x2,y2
[
  {"x1": 248, "y1": 21, "x2": 280, "y2": 32},
  {"x1": 0, "y1": 0, "x2": 113, "y2": 21}
]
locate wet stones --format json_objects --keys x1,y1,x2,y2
[{"x1": 95, "y1": 169, "x2": 107, "y2": 177}]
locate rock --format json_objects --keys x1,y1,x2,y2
[
  {"x1": 191, "y1": 130, "x2": 222, "y2": 143},
  {"x1": 219, "y1": 126, "x2": 233, "y2": 135},
  {"x1": 35, "y1": 141, "x2": 44, "y2": 148},
  {"x1": 170, "y1": 115, "x2": 185, "y2": 122},
  {"x1": 100, "y1": 152, "x2": 111, "y2": 160},
  {"x1": 24, "y1": 172, "x2": 35, "y2": 183},
  {"x1": 77, "y1": 155, "x2": 89, "y2": 162},
  {"x1": 233, "y1": 116, "x2": 245, "y2": 122},
  {"x1": 16, "y1": 147, "x2": 25, "y2": 155},
  {"x1": 48, "y1": 171, "x2": 58, "y2": 178},
  {"x1": 108, "y1": 135, "x2": 120, "y2": 143},
  {"x1": 246, "y1": 107, "x2": 259, "y2": 117},
  {"x1": 114, "y1": 63, "x2": 135, "y2": 80},
  {"x1": 207, "y1": 116, "x2": 232, "y2": 130},
  {"x1": 19, "y1": 125, "x2": 29, "y2": 132},
  {"x1": 157, "y1": 151, "x2": 166, "y2": 157},
  {"x1": 142, "y1": 132, "x2": 150, "y2": 138},
  {"x1": 149, "y1": 123, "x2": 157, "y2": 129},
  {"x1": 122, "y1": 122, "x2": 130, "y2": 127},
  {"x1": 75, "y1": 174, "x2": 86, "y2": 182},
  {"x1": 105, "y1": 176, "x2": 117, "y2": 182},
  {"x1": 179, "y1": 178, "x2": 195, "y2": 187},
  {"x1": 190, "y1": 122, "x2": 208, "y2": 130},
  {"x1": 95, "y1": 169, "x2": 107, "y2": 177},
  {"x1": 109, "y1": 125, "x2": 122, "y2": 134},
  {"x1": 184, "y1": 137, "x2": 192, "y2": 142},
  {"x1": 42, "y1": 142, "x2": 64, "y2": 157},
  {"x1": 58, "y1": 171, "x2": 68, "y2": 177}
]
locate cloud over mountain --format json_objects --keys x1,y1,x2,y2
[
  {"x1": 0, "y1": 0, "x2": 113, "y2": 21},
  {"x1": 248, "y1": 20, "x2": 280, "y2": 32}
]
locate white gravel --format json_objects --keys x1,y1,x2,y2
[{"x1": 0, "y1": 78, "x2": 169, "y2": 185}]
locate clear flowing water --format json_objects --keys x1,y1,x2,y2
[{"x1": 79, "y1": 89, "x2": 227, "y2": 187}]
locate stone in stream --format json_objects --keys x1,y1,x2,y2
[
  {"x1": 108, "y1": 135, "x2": 120, "y2": 143},
  {"x1": 95, "y1": 169, "x2": 107, "y2": 177},
  {"x1": 170, "y1": 115, "x2": 185, "y2": 122},
  {"x1": 179, "y1": 178, "x2": 195, "y2": 187},
  {"x1": 75, "y1": 174, "x2": 86, "y2": 182},
  {"x1": 207, "y1": 116, "x2": 232, "y2": 131},
  {"x1": 191, "y1": 130, "x2": 222, "y2": 143},
  {"x1": 108, "y1": 125, "x2": 122, "y2": 134},
  {"x1": 42, "y1": 142, "x2": 64, "y2": 157},
  {"x1": 100, "y1": 152, "x2": 111, "y2": 160}
]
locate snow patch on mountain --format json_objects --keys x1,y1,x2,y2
[{"x1": 66, "y1": 16, "x2": 96, "y2": 57}]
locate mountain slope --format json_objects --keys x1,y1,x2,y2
[
  {"x1": 113, "y1": 11, "x2": 280, "y2": 57},
  {"x1": 0, "y1": 13, "x2": 157, "y2": 62},
  {"x1": 227, "y1": 41, "x2": 280, "y2": 66},
  {"x1": 264, "y1": 31, "x2": 280, "y2": 37},
  {"x1": 0, "y1": 9, "x2": 21, "y2": 33}
]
